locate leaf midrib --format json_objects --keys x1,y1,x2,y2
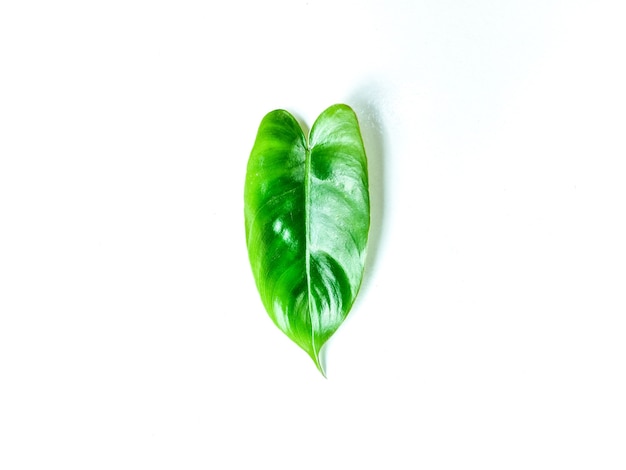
[{"x1": 304, "y1": 135, "x2": 321, "y2": 372}]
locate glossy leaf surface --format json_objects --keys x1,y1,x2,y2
[{"x1": 244, "y1": 104, "x2": 370, "y2": 375}]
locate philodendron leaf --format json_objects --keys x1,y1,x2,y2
[{"x1": 244, "y1": 104, "x2": 370, "y2": 376}]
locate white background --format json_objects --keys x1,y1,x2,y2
[{"x1": 1, "y1": 1, "x2": 625, "y2": 468}]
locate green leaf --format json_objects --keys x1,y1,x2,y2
[{"x1": 244, "y1": 104, "x2": 370, "y2": 376}]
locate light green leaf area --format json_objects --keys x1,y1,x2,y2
[{"x1": 244, "y1": 104, "x2": 370, "y2": 376}]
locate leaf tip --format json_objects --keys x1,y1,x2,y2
[{"x1": 311, "y1": 351, "x2": 327, "y2": 378}]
